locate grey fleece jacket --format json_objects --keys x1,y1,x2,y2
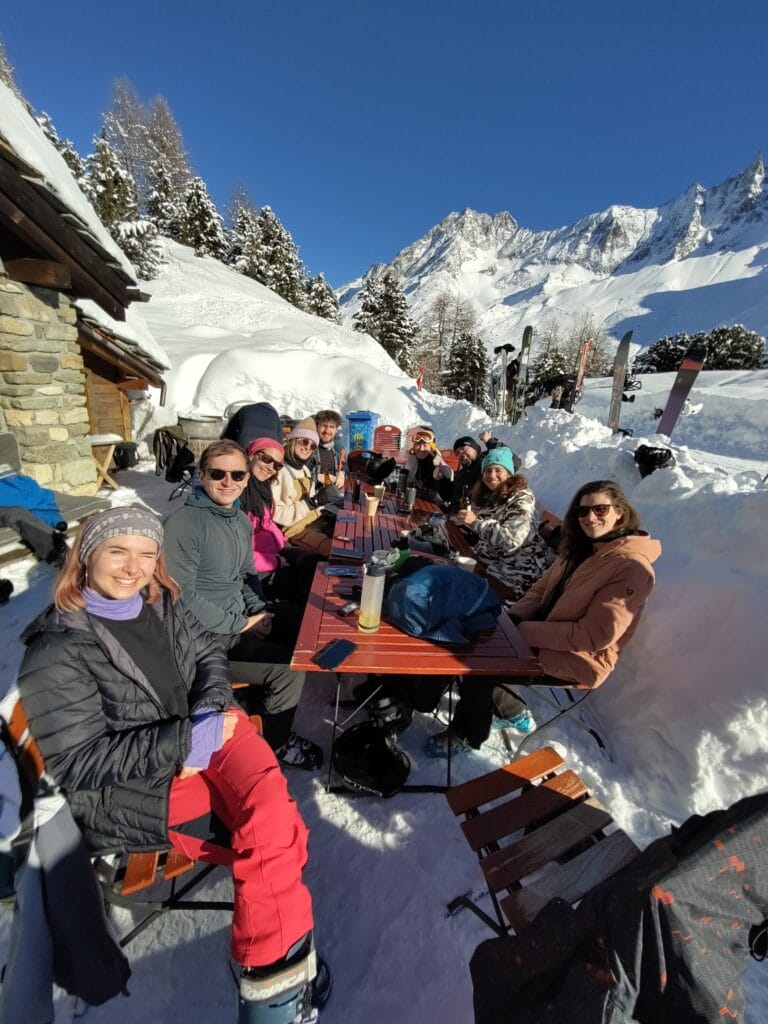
[{"x1": 163, "y1": 487, "x2": 265, "y2": 634}]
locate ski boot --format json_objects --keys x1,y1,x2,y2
[{"x1": 236, "y1": 932, "x2": 330, "y2": 1023}]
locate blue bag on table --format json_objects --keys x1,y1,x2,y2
[{"x1": 385, "y1": 564, "x2": 501, "y2": 644}]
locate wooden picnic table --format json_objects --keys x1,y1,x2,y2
[
  {"x1": 291, "y1": 561, "x2": 543, "y2": 792},
  {"x1": 332, "y1": 486, "x2": 475, "y2": 562}
]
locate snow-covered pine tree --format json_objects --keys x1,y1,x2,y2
[
  {"x1": 444, "y1": 331, "x2": 491, "y2": 410},
  {"x1": 0, "y1": 39, "x2": 27, "y2": 105},
  {"x1": 83, "y1": 134, "x2": 140, "y2": 230},
  {"x1": 226, "y1": 192, "x2": 265, "y2": 279},
  {"x1": 703, "y1": 324, "x2": 764, "y2": 369},
  {"x1": 113, "y1": 219, "x2": 162, "y2": 280},
  {"x1": 179, "y1": 177, "x2": 227, "y2": 259},
  {"x1": 635, "y1": 332, "x2": 694, "y2": 372},
  {"x1": 256, "y1": 206, "x2": 306, "y2": 308},
  {"x1": 306, "y1": 273, "x2": 341, "y2": 322},
  {"x1": 352, "y1": 274, "x2": 384, "y2": 338},
  {"x1": 377, "y1": 272, "x2": 418, "y2": 375},
  {"x1": 146, "y1": 156, "x2": 184, "y2": 240},
  {"x1": 35, "y1": 111, "x2": 86, "y2": 181},
  {"x1": 103, "y1": 77, "x2": 152, "y2": 205}
]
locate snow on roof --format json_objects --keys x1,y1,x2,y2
[
  {"x1": 0, "y1": 79, "x2": 136, "y2": 282},
  {"x1": 75, "y1": 298, "x2": 171, "y2": 373}
]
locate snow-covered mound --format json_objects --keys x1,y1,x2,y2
[
  {"x1": 339, "y1": 156, "x2": 768, "y2": 351},
  {"x1": 131, "y1": 240, "x2": 489, "y2": 442}
]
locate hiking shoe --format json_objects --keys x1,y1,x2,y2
[
  {"x1": 492, "y1": 709, "x2": 535, "y2": 734},
  {"x1": 276, "y1": 732, "x2": 323, "y2": 771},
  {"x1": 424, "y1": 730, "x2": 472, "y2": 760}
]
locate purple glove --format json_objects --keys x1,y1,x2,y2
[{"x1": 184, "y1": 711, "x2": 225, "y2": 770}]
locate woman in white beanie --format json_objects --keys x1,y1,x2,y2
[{"x1": 272, "y1": 417, "x2": 334, "y2": 557}]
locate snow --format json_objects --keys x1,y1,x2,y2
[
  {"x1": 0, "y1": 81, "x2": 136, "y2": 281},
  {"x1": 1, "y1": 238, "x2": 766, "y2": 1022}
]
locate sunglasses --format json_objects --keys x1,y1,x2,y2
[
  {"x1": 206, "y1": 468, "x2": 248, "y2": 482},
  {"x1": 576, "y1": 504, "x2": 616, "y2": 518},
  {"x1": 294, "y1": 439, "x2": 317, "y2": 451},
  {"x1": 253, "y1": 452, "x2": 284, "y2": 471}
]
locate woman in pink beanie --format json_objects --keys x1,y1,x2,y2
[{"x1": 243, "y1": 437, "x2": 318, "y2": 603}]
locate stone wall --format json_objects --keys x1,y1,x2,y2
[{"x1": 0, "y1": 277, "x2": 98, "y2": 494}]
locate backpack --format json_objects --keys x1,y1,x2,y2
[
  {"x1": 153, "y1": 427, "x2": 195, "y2": 484},
  {"x1": 386, "y1": 564, "x2": 501, "y2": 644},
  {"x1": 112, "y1": 442, "x2": 139, "y2": 471}
]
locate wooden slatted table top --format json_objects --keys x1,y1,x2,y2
[
  {"x1": 290, "y1": 561, "x2": 543, "y2": 677},
  {"x1": 332, "y1": 490, "x2": 474, "y2": 562}
]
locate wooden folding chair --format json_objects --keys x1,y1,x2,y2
[{"x1": 445, "y1": 746, "x2": 639, "y2": 935}]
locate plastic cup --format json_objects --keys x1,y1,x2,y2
[
  {"x1": 454, "y1": 555, "x2": 477, "y2": 573},
  {"x1": 364, "y1": 494, "x2": 380, "y2": 517},
  {"x1": 373, "y1": 484, "x2": 386, "y2": 501}
]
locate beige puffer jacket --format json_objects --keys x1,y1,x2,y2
[
  {"x1": 271, "y1": 462, "x2": 323, "y2": 539},
  {"x1": 508, "y1": 531, "x2": 662, "y2": 688}
]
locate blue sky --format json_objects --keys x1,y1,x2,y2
[{"x1": 3, "y1": 1, "x2": 766, "y2": 286}]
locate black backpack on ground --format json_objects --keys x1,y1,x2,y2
[{"x1": 153, "y1": 427, "x2": 195, "y2": 484}]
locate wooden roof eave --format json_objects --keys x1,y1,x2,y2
[
  {"x1": 78, "y1": 320, "x2": 167, "y2": 405},
  {"x1": 0, "y1": 151, "x2": 135, "y2": 320}
]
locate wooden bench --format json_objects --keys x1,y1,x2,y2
[
  {"x1": 445, "y1": 746, "x2": 639, "y2": 935},
  {"x1": 2, "y1": 698, "x2": 261, "y2": 948},
  {"x1": 0, "y1": 432, "x2": 110, "y2": 566}
]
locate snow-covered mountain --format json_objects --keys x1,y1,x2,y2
[{"x1": 339, "y1": 156, "x2": 768, "y2": 350}]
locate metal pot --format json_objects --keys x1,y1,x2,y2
[{"x1": 177, "y1": 416, "x2": 223, "y2": 440}]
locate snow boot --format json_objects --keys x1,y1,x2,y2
[{"x1": 237, "y1": 932, "x2": 319, "y2": 1023}]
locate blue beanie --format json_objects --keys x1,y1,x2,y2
[{"x1": 481, "y1": 446, "x2": 516, "y2": 475}]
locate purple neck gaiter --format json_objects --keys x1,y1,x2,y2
[{"x1": 84, "y1": 586, "x2": 143, "y2": 621}]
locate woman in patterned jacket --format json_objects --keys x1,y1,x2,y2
[{"x1": 456, "y1": 447, "x2": 553, "y2": 602}]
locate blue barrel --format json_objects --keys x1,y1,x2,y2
[{"x1": 346, "y1": 410, "x2": 380, "y2": 452}]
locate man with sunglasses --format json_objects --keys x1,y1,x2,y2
[
  {"x1": 403, "y1": 426, "x2": 454, "y2": 506},
  {"x1": 164, "y1": 440, "x2": 322, "y2": 771}
]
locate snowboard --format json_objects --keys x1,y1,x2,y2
[
  {"x1": 607, "y1": 330, "x2": 633, "y2": 432},
  {"x1": 511, "y1": 325, "x2": 533, "y2": 424},
  {"x1": 656, "y1": 343, "x2": 707, "y2": 437},
  {"x1": 563, "y1": 336, "x2": 592, "y2": 411}
]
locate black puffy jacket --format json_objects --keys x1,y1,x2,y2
[{"x1": 17, "y1": 592, "x2": 232, "y2": 854}]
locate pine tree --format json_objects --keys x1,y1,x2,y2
[
  {"x1": 306, "y1": 273, "x2": 341, "y2": 322},
  {"x1": 352, "y1": 274, "x2": 384, "y2": 337},
  {"x1": 113, "y1": 219, "x2": 162, "y2": 280},
  {"x1": 635, "y1": 332, "x2": 694, "y2": 372},
  {"x1": 415, "y1": 290, "x2": 479, "y2": 393},
  {"x1": 703, "y1": 324, "x2": 764, "y2": 369},
  {"x1": 83, "y1": 134, "x2": 139, "y2": 230},
  {"x1": 227, "y1": 192, "x2": 265, "y2": 277},
  {"x1": 377, "y1": 272, "x2": 418, "y2": 375},
  {"x1": 36, "y1": 111, "x2": 86, "y2": 182},
  {"x1": 0, "y1": 39, "x2": 27, "y2": 106},
  {"x1": 256, "y1": 206, "x2": 306, "y2": 308},
  {"x1": 146, "y1": 156, "x2": 184, "y2": 239},
  {"x1": 179, "y1": 177, "x2": 226, "y2": 258},
  {"x1": 103, "y1": 77, "x2": 150, "y2": 203},
  {"x1": 445, "y1": 331, "x2": 491, "y2": 410}
]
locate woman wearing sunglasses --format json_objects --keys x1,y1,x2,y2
[
  {"x1": 242, "y1": 438, "x2": 318, "y2": 605},
  {"x1": 272, "y1": 417, "x2": 334, "y2": 557},
  {"x1": 427, "y1": 480, "x2": 661, "y2": 758}
]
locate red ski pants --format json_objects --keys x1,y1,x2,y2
[{"x1": 167, "y1": 712, "x2": 313, "y2": 967}]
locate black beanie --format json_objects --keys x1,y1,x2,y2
[{"x1": 453, "y1": 435, "x2": 482, "y2": 455}]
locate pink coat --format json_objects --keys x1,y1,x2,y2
[
  {"x1": 508, "y1": 532, "x2": 662, "y2": 688},
  {"x1": 246, "y1": 503, "x2": 286, "y2": 573}
]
